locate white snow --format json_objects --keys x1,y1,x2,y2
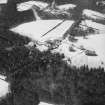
[
  {"x1": 53, "y1": 34, "x2": 105, "y2": 68},
  {"x1": 17, "y1": 1, "x2": 76, "y2": 12},
  {"x1": 0, "y1": 75, "x2": 10, "y2": 99},
  {"x1": 10, "y1": 20, "x2": 74, "y2": 42},
  {"x1": 82, "y1": 20, "x2": 105, "y2": 33},
  {"x1": 58, "y1": 4, "x2": 76, "y2": 10},
  {"x1": 0, "y1": 0, "x2": 7, "y2": 4},
  {"x1": 39, "y1": 102, "x2": 54, "y2": 105},
  {"x1": 83, "y1": 9, "x2": 105, "y2": 20},
  {"x1": 17, "y1": 1, "x2": 48, "y2": 11},
  {"x1": 10, "y1": 4, "x2": 105, "y2": 69},
  {"x1": 10, "y1": 19, "x2": 105, "y2": 69},
  {"x1": 0, "y1": 75, "x2": 6, "y2": 80}
]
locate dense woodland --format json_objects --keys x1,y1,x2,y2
[
  {"x1": 0, "y1": 31, "x2": 105, "y2": 105},
  {"x1": 0, "y1": 0, "x2": 105, "y2": 105}
]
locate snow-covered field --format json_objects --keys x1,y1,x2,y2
[
  {"x1": 17, "y1": 1, "x2": 49, "y2": 11},
  {"x1": 83, "y1": 9, "x2": 105, "y2": 20},
  {"x1": 0, "y1": 75, "x2": 10, "y2": 99},
  {"x1": 39, "y1": 102, "x2": 54, "y2": 105},
  {"x1": 10, "y1": 19, "x2": 105, "y2": 69},
  {"x1": 82, "y1": 20, "x2": 105, "y2": 33},
  {"x1": 57, "y1": 4, "x2": 76, "y2": 10},
  {"x1": 0, "y1": 0, "x2": 7, "y2": 4},
  {"x1": 53, "y1": 33, "x2": 105, "y2": 68},
  {"x1": 17, "y1": 0, "x2": 76, "y2": 12},
  {"x1": 11, "y1": 20, "x2": 74, "y2": 42}
]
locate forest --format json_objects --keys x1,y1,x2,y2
[
  {"x1": 0, "y1": 37, "x2": 105, "y2": 105},
  {"x1": 0, "y1": 0, "x2": 105, "y2": 105}
]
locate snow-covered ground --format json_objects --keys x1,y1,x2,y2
[
  {"x1": 0, "y1": 75, "x2": 10, "y2": 99},
  {"x1": 17, "y1": 1, "x2": 76, "y2": 12},
  {"x1": 83, "y1": 9, "x2": 105, "y2": 20},
  {"x1": 53, "y1": 33, "x2": 105, "y2": 68},
  {"x1": 0, "y1": 0, "x2": 7, "y2": 4},
  {"x1": 17, "y1": 1, "x2": 48, "y2": 11},
  {"x1": 39, "y1": 102, "x2": 54, "y2": 105},
  {"x1": 82, "y1": 20, "x2": 105, "y2": 33},
  {"x1": 10, "y1": 19, "x2": 105, "y2": 69},
  {"x1": 57, "y1": 4, "x2": 76, "y2": 10},
  {"x1": 10, "y1": 20, "x2": 74, "y2": 42}
]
